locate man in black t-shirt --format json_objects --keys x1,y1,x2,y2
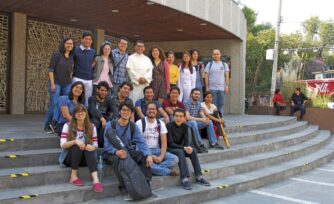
[
  {"x1": 290, "y1": 87, "x2": 308, "y2": 120},
  {"x1": 88, "y1": 81, "x2": 115, "y2": 147}
]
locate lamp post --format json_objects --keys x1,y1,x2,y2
[{"x1": 270, "y1": 0, "x2": 283, "y2": 106}]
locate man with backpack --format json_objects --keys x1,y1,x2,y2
[
  {"x1": 103, "y1": 101, "x2": 153, "y2": 200},
  {"x1": 136, "y1": 102, "x2": 179, "y2": 176},
  {"x1": 204, "y1": 49, "x2": 230, "y2": 117}
]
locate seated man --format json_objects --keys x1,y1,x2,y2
[
  {"x1": 162, "y1": 87, "x2": 186, "y2": 122},
  {"x1": 88, "y1": 81, "x2": 115, "y2": 147},
  {"x1": 135, "y1": 86, "x2": 169, "y2": 123},
  {"x1": 136, "y1": 102, "x2": 179, "y2": 176},
  {"x1": 290, "y1": 87, "x2": 308, "y2": 120},
  {"x1": 103, "y1": 101, "x2": 153, "y2": 198},
  {"x1": 185, "y1": 88, "x2": 223, "y2": 151},
  {"x1": 110, "y1": 81, "x2": 135, "y2": 122},
  {"x1": 167, "y1": 108, "x2": 210, "y2": 190}
]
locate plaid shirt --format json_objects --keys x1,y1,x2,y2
[
  {"x1": 184, "y1": 99, "x2": 202, "y2": 118},
  {"x1": 112, "y1": 48, "x2": 128, "y2": 84}
]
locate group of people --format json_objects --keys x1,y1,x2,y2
[
  {"x1": 43, "y1": 31, "x2": 230, "y2": 197},
  {"x1": 272, "y1": 87, "x2": 308, "y2": 120}
]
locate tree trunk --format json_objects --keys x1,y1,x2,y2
[{"x1": 252, "y1": 61, "x2": 263, "y2": 93}]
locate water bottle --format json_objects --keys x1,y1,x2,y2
[{"x1": 97, "y1": 155, "x2": 104, "y2": 182}]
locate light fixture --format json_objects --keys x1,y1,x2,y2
[
  {"x1": 177, "y1": 29, "x2": 183, "y2": 32},
  {"x1": 112, "y1": 10, "x2": 119, "y2": 13},
  {"x1": 146, "y1": 1, "x2": 154, "y2": 5},
  {"x1": 200, "y1": 23, "x2": 207, "y2": 26},
  {"x1": 70, "y1": 19, "x2": 78, "y2": 22}
]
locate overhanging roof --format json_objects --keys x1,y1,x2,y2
[{"x1": 0, "y1": 0, "x2": 239, "y2": 42}]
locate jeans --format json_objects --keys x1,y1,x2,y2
[
  {"x1": 187, "y1": 120, "x2": 218, "y2": 145},
  {"x1": 44, "y1": 82, "x2": 71, "y2": 129},
  {"x1": 211, "y1": 90, "x2": 225, "y2": 116},
  {"x1": 290, "y1": 104, "x2": 306, "y2": 119},
  {"x1": 168, "y1": 148, "x2": 202, "y2": 179},
  {"x1": 150, "y1": 148, "x2": 179, "y2": 176}
]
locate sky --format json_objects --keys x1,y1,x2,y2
[{"x1": 239, "y1": 0, "x2": 334, "y2": 34}]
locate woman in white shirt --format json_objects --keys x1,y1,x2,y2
[
  {"x1": 178, "y1": 52, "x2": 196, "y2": 102},
  {"x1": 201, "y1": 91, "x2": 225, "y2": 136},
  {"x1": 59, "y1": 104, "x2": 103, "y2": 192}
]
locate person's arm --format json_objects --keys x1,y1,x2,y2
[
  {"x1": 162, "y1": 100, "x2": 173, "y2": 116},
  {"x1": 126, "y1": 56, "x2": 139, "y2": 85},
  {"x1": 225, "y1": 71, "x2": 230, "y2": 94},
  {"x1": 204, "y1": 64, "x2": 209, "y2": 91},
  {"x1": 88, "y1": 97, "x2": 103, "y2": 121},
  {"x1": 159, "y1": 108, "x2": 169, "y2": 124},
  {"x1": 164, "y1": 61, "x2": 170, "y2": 93},
  {"x1": 186, "y1": 111, "x2": 203, "y2": 122},
  {"x1": 132, "y1": 125, "x2": 151, "y2": 156},
  {"x1": 202, "y1": 106, "x2": 221, "y2": 123},
  {"x1": 191, "y1": 67, "x2": 196, "y2": 89},
  {"x1": 60, "y1": 124, "x2": 85, "y2": 150},
  {"x1": 144, "y1": 59, "x2": 154, "y2": 84},
  {"x1": 302, "y1": 93, "x2": 308, "y2": 105},
  {"x1": 60, "y1": 104, "x2": 72, "y2": 122},
  {"x1": 48, "y1": 52, "x2": 59, "y2": 93}
]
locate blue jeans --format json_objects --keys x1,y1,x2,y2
[
  {"x1": 290, "y1": 104, "x2": 306, "y2": 119},
  {"x1": 187, "y1": 120, "x2": 218, "y2": 145},
  {"x1": 44, "y1": 82, "x2": 71, "y2": 128},
  {"x1": 211, "y1": 90, "x2": 225, "y2": 116},
  {"x1": 150, "y1": 148, "x2": 179, "y2": 176}
]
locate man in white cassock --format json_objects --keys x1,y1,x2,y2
[{"x1": 126, "y1": 40, "x2": 153, "y2": 103}]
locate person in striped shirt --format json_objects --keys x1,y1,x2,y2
[{"x1": 59, "y1": 104, "x2": 103, "y2": 193}]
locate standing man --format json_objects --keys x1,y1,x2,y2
[
  {"x1": 290, "y1": 87, "x2": 308, "y2": 120},
  {"x1": 111, "y1": 81, "x2": 135, "y2": 122},
  {"x1": 126, "y1": 40, "x2": 153, "y2": 102},
  {"x1": 73, "y1": 31, "x2": 96, "y2": 105},
  {"x1": 204, "y1": 49, "x2": 230, "y2": 117},
  {"x1": 112, "y1": 36, "x2": 129, "y2": 94},
  {"x1": 136, "y1": 103, "x2": 179, "y2": 176},
  {"x1": 185, "y1": 88, "x2": 224, "y2": 150}
]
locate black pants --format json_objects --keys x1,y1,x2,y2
[
  {"x1": 105, "y1": 150, "x2": 152, "y2": 192},
  {"x1": 55, "y1": 122, "x2": 65, "y2": 137},
  {"x1": 63, "y1": 145, "x2": 97, "y2": 173},
  {"x1": 91, "y1": 118, "x2": 105, "y2": 148},
  {"x1": 274, "y1": 102, "x2": 285, "y2": 115},
  {"x1": 168, "y1": 148, "x2": 202, "y2": 179}
]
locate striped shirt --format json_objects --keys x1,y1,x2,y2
[
  {"x1": 184, "y1": 98, "x2": 203, "y2": 118},
  {"x1": 60, "y1": 123, "x2": 98, "y2": 148}
]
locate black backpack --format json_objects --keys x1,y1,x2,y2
[{"x1": 105, "y1": 120, "x2": 152, "y2": 200}]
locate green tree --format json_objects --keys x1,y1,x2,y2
[{"x1": 302, "y1": 16, "x2": 321, "y2": 42}]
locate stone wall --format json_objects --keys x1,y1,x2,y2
[{"x1": 0, "y1": 14, "x2": 8, "y2": 113}]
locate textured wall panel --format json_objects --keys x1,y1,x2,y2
[
  {"x1": 25, "y1": 20, "x2": 86, "y2": 113},
  {"x1": 0, "y1": 15, "x2": 8, "y2": 113}
]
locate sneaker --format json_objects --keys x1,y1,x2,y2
[
  {"x1": 199, "y1": 144, "x2": 209, "y2": 153},
  {"x1": 48, "y1": 124, "x2": 55, "y2": 134},
  {"x1": 182, "y1": 180, "x2": 192, "y2": 190},
  {"x1": 210, "y1": 143, "x2": 224, "y2": 150},
  {"x1": 44, "y1": 127, "x2": 53, "y2": 134},
  {"x1": 170, "y1": 168, "x2": 180, "y2": 176},
  {"x1": 196, "y1": 178, "x2": 211, "y2": 186},
  {"x1": 123, "y1": 194, "x2": 133, "y2": 201}
]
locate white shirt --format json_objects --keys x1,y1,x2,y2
[
  {"x1": 60, "y1": 123, "x2": 98, "y2": 148},
  {"x1": 178, "y1": 66, "x2": 196, "y2": 88},
  {"x1": 201, "y1": 102, "x2": 217, "y2": 115},
  {"x1": 136, "y1": 118, "x2": 168, "y2": 148},
  {"x1": 126, "y1": 53, "x2": 153, "y2": 86}
]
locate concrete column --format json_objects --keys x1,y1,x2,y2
[
  {"x1": 10, "y1": 12, "x2": 27, "y2": 114},
  {"x1": 94, "y1": 28, "x2": 105, "y2": 52}
]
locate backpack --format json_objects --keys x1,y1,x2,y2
[
  {"x1": 207, "y1": 60, "x2": 226, "y2": 72},
  {"x1": 104, "y1": 120, "x2": 152, "y2": 200},
  {"x1": 140, "y1": 117, "x2": 162, "y2": 147}
]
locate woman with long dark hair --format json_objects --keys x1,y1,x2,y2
[
  {"x1": 177, "y1": 52, "x2": 196, "y2": 102},
  {"x1": 92, "y1": 40, "x2": 114, "y2": 96},
  {"x1": 190, "y1": 48, "x2": 205, "y2": 94},
  {"x1": 54, "y1": 81, "x2": 85, "y2": 136},
  {"x1": 148, "y1": 46, "x2": 170, "y2": 103},
  {"x1": 44, "y1": 37, "x2": 74, "y2": 133},
  {"x1": 59, "y1": 104, "x2": 103, "y2": 192}
]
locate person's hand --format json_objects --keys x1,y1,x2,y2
[
  {"x1": 164, "y1": 116, "x2": 170, "y2": 124},
  {"x1": 116, "y1": 150, "x2": 127, "y2": 159},
  {"x1": 155, "y1": 156, "x2": 164, "y2": 164},
  {"x1": 85, "y1": 144, "x2": 96, "y2": 152},
  {"x1": 146, "y1": 155, "x2": 153, "y2": 167},
  {"x1": 138, "y1": 77, "x2": 147, "y2": 84},
  {"x1": 75, "y1": 140, "x2": 86, "y2": 150},
  {"x1": 184, "y1": 146, "x2": 193, "y2": 154},
  {"x1": 202, "y1": 118, "x2": 210, "y2": 124},
  {"x1": 51, "y1": 84, "x2": 56, "y2": 93},
  {"x1": 101, "y1": 118, "x2": 107, "y2": 128},
  {"x1": 218, "y1": 118, "x2": 224, "y2": 124},
  {"x1": 225, "y1": 86, "x2": 229, "y2": 95}
]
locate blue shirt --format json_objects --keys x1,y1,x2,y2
[
  {"x1": 184, "y1": 98, "x2": 202, "y2": 118},
  {"x1": 135, "y1": 98, "x2": 162, "y2": 119},
  {"x1": 58, "y1": 96, "x2": 77, "y2": 124},
  {"x1": 103, "y1": 121, "x2": 151, "y2": 156},
  {"x1": 73, "y1": 45, "x2": 96, "y2": 80},
  {"x1": 112, "y1": 48, "x2": 128, "y2": 84}
]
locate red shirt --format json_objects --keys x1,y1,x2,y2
[
  {"x1": 162, "y1": 99, "x2": 185, "y2": 113},
  {"x1": 273, "y1": 93, "x2": 285, "y2": 106}
]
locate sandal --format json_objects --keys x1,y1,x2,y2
[
  {"x1": 93, "y1": 182, "x2": 103, "y2": 192},
  {"x1": 70, "y1": 178, "x2": 84, "y2": 186}
]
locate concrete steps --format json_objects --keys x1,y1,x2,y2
[{"x1": 0, "y1": 115, "x2": 333, "y2": 204}]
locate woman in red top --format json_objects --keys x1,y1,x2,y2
[{"x1": 273, "y1": 89, "x2": 286, "y2": 115}]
